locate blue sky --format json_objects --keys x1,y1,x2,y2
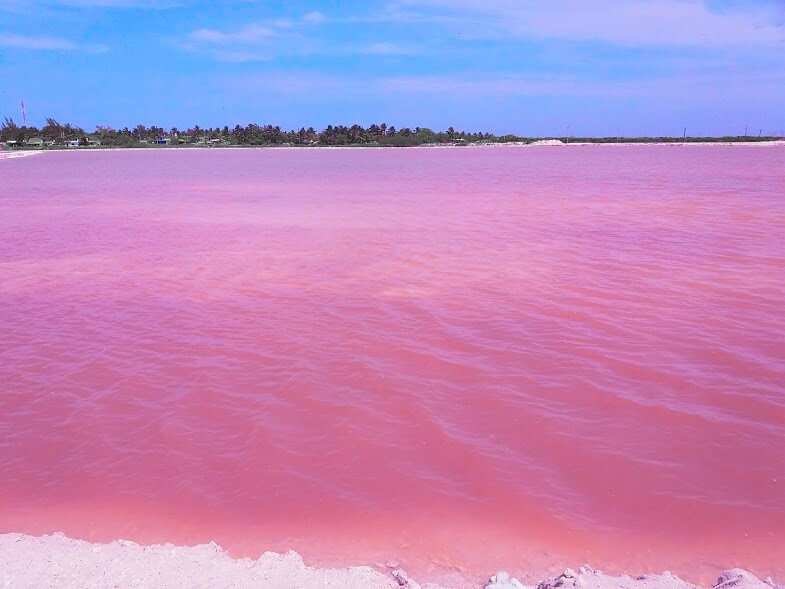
[{"x1": 1, "y1": 0, "x2": 783, "y2": 135}]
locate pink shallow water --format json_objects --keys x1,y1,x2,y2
[{"x1": 1, "y1": 146, "x2": 784, "y2": 584}]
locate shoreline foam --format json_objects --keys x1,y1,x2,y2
[{"x1": 0, "y1": 533, "x2": 780, "y2": 589}]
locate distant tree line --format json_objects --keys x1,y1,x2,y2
[
  {"x1": 1, "y1": 118, "x2": 517, "y2": 147},
  {"x1": 1, "y1": 117, "x2": 780, "y2": 148}
]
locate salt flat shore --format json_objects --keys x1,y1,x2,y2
[
  {"x1": 2, "y1": 139, "x2": 784, "y2": 157},
  {"x1": 524, "y1": 140, "x2": 785, "y2": 148},
  {"x1": 0, "y1": 533, "x2": 781, "y2": 589},
  {"x1": 0, "y1": 151, "x2": 43, "y2": 160}
]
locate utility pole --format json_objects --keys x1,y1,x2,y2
[
  {"x1": 19, "y1": 100, "x2": 26, "y2": 126},
  {"x1": 683, "y1": 127, "x2": 686, "y2": 139}
]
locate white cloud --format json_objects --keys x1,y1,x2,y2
[
  {"x1": 179, "y1": 17, "x2": 302, "y2": 62},
  {"x1": 400, "y1": 0, "x2": 785, "y2": 47},
  {"x1": 212, "y1": 50, "x2": 272, "y2": 63},
  {"x1": 302, "y1": 11, "x2": 327, "y2": 24},
  {"x1": 0, "y1": 32, "x2": 75, "y2": 49},
  {"x1": 180, "y1": 16, "x2": 424, "y2": 61},
  {"x1": 0, "y1": 32, "x2": 108, "y2": 52},
  {"x1": 42, "y1": 0, "x2": 183, "y2": 6},
  {"x1": 0, "y1": 0, "x2": 186, "y2": 12},
  {"x1": 216, "y1": 65, "x2": 785, "y2": 102},
  {"x1": 188, "y1": 24, "x2": 281, "y2": 44},
  {"x1": 363, "y1": 42, "x2": 421, "y2": 55}
]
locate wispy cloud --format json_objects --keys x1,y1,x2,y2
[
  {"x1": 0, "y1": 32, "x2": 108, "y2": 52},
  {"x1": 398, "y1": 0, "x2": 785, "y2": 47},
  {"x1": 302, "y1": 11, "x2": 327, "y2": 24},
  {"x1": 0, "y1": 32, "x2": 75, "y2": 49},
  {"x1": 216, "y1": 64, "x2": 785, "y2": 103},
  {"x1": 48, "y1": 0, "x2": 184, "y2": 6},
  {"x1": 179, "y1": 13, "x2": 424, "y2": 61},
  {"x1": 177, "y1": 17, "x2": 299, "y2": 61},
  {"x1": 380, "y1": 68, "x2": 785, "y2": 98},
  {"x1": 188, "y1": 24, "x2": 283, "y2": 44},
  {"x1": 210, "y1": 50, "x2": 272, "y2": 63},
  {"x1": 362, "y1": 42, "x2": 421, "y2": 56},
  {"x1": 1, "y1": 0, "x2": 185, "y2": 8}
]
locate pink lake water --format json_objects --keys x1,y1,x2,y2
[{"x1": 1, "y1": 146, "x2": 784, "y2": 585}]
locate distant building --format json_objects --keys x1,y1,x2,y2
[
  {"x1": 67, "y1": 140, "x2": 80, "y2": 147},
  {"x1": 5, "y1": 140, "x2": 19, "y2": 147},
  {"x1": 26, "y1": 137, "x2": 44, "y2": 148},
  {"x1": 156, "y1": 138, "x2": 171, "y2": 145},
  {"x1": 86, "y1": 137, "x2": 101, "y2": 146}
]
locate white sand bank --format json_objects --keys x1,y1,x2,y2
[
  {"x1": 526, "y1": 140, "x2": 785, "y2": 147},
  {"x1": 0, "y1": 151, "x2": 43, "y2": 160},
  {"x1": 0, "y1": 533, "x2": 398, "y2": 589},
  {"x1": 0, "y1": 533, "x2": 782, "y2": 589},
  {"x1": 4, "y1": 140, "x2": 784, "y2": 157}
]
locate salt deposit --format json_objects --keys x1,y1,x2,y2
[{"x1": 0, "y1": 534, "x2": 781, "y2": 589}]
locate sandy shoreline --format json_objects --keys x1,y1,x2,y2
[
  {"x1": 0, "y1": 151, "x2": 43, "y2": 160},
  {"x1": 525, "y1": 140, "x2": 785, "y2": 147},
  {"x1": 0, "y1": 533, "x2": 780, "y2": 589},
  {"x1": 1, "y1": 140, "x2": 783, "y2": 157}
]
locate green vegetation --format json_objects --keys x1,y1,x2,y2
[{"x1": 1, "y1": 117, "x2": 780, "y2": 149}]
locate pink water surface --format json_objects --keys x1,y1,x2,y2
[{"x1": 1, "y1": 146, "x2": 784, "y2": 585}]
